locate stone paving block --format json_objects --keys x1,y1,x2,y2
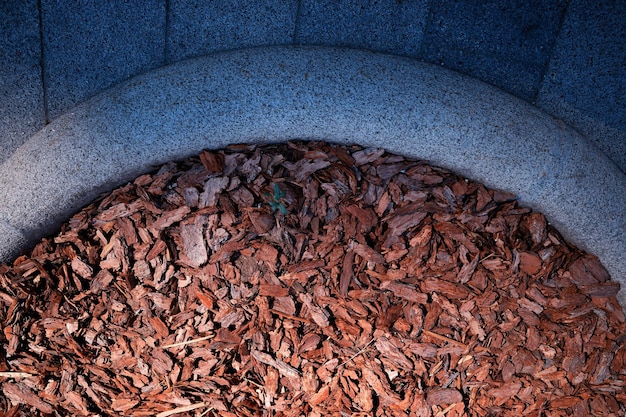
[
  {"x1": 421, "y1": 0, "x2": 567, "y2": 101},
  {"x1": 537, "y1": 0, "x2": 626, "y2": 172},
  {"x1": 296, "y1": 0, "x2": 428, "y2": 57},
  {"x1": 41, "y1": 0, "x2": 165, "y2": 120},
  {"x1": 0, "y1": 0, "x2": 45, "y2": 164},
  {"x1": 167, "y1": 0, "x2": 299, "y2": 62}
]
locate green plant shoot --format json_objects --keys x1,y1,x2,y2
[{"x1": 266, "y1": 183, "x2": 288, "y2": 215}]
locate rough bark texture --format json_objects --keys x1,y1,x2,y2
[{"x1": 0, "y1": 142, "x2": 624, "y2": 416}]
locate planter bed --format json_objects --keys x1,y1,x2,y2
[{"x1": 0, "y1": 142, "x2": 624, "y2": 416}]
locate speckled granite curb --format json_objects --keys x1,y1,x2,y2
[{"x1": 1, "y1": 46, "x2": 624, "y2": 305}]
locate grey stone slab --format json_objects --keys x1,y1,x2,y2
[
  {"x1": 0, "y1": 46, "x2": 624, "y2": 307},
  {"x1": 545, "y1": 106, "x2": 626, "y2": 173},
  {"x1": 167, "y1": 0, "x2": 298, "y2": 62},
  {"x1": 537, "y1": 0, "x2": 626, "y2": 172},
  {"x1": 0, "y1": 0, "x2": 45, "y2": 164},
  {"x1": 421, "y1": 0, "x2": 567, "y2": 101},
  {"x1": 296, "y1": 0, "x2": 428, "y2": 57},
  {"x1": 422, "y1": 49, "x2": 545, "y2": 104},
  {"x1": 41, "y1": 0, "x2": 166, "y2": 120},
  {"x1": 532, "y1": 131, "x2": 626, "y2": 271}
]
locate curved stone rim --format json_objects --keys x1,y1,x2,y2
[{"x1": 1, "y1": 45, "x2": 624, "y2": 305}]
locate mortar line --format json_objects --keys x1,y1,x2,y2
[
  {"x1": 164, "y1": 0, "x2": 170, "y2": 64},
  {"x1": 37, "y1": 0, "x2": 49, "y2": 124},
  {"x1": 533, "y1": 0, "x2": 571, "y2": 104},
  {"x1": 293, "y1": 0, "x2": 303, "y2": 45},
  {"x1": 417, "y1": 0, "x2": 435, "y2": 60}
]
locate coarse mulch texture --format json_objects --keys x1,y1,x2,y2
[{"x1": 0, "y1": 141, "x2": 625, "y2": 417}]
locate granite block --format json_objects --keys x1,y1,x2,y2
[
  {"x1": 544, "y1": 106, "x2": 626, "y2": 173},
  {"x1": 530, "y1": 130, "x2": 626, "y2": 304},
  {"x1": 537, "y1": 0, "x2": 626, "y2": 172},
  {"x1": 41, "y1": 0, "x2": 166, "y2": 120},
  {"x1": 0, "y1": 0, "x2": 45, "y2": 164},
  {"x1": 421, "y1": 0, "x2": 567, "y2": 101},
  {"x1": 296, "y1": 0, "x2": 428, "y2": 57},
  {"x1": 167, "y1": 0, "x2": 299, "y2": 62}
]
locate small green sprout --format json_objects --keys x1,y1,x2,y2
[{"x1": 265, "y1": 183, "x2": 288, "y2": 215}]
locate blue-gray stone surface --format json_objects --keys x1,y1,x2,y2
[
  {"x1": 421, "y1": 0, "x2": 567, "y2": 102},
  {"x1": 2, "y1": 1, "x2": 624, "y2": 171},
  {"x1": 167, "y1": 0, "x2": 298, "y2": 62},
  {"x1": 537, "y1": 0, "x2": 626, "y2": 171},
  {"x1": 0, "y1": 0, "x2": 44, "y2": 164},
  {"x1": 41, "y1": 0, "x2": 166, "y2": 119},
  {"x1": 296, "y1": 0, "x2": 428, "y2": 56}
]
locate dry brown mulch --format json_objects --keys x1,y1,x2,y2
[{"x1": 0, "y1": 141, "x2": 624, "y2": 416}]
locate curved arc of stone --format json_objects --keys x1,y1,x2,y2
[{"x1": 0, "y1": 46, "x2": 624, "y2": 304}]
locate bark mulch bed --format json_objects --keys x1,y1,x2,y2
[{"x1": 0, "y1": 141, "x2": 624, "y2": 416}]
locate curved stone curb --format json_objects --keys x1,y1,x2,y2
[{"x1": 1, "y1": 46, "x2": 624, "y2": 305}]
